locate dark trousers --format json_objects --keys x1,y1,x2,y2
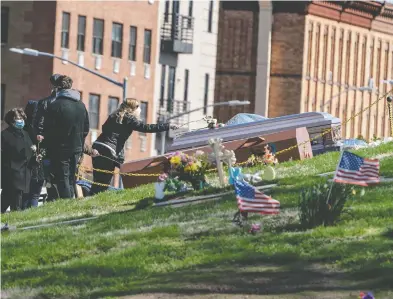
[
  {"x1": 1, "y1": 188, "x2": 23, "y2": 213},
  {"x1": 50, "y1": 152, "x2": 81, "y2": 199},
  {"x1": 90, "y1": 149, "x2": 117, "y2": 195},
  {"x1": 22, "y1": 179, "x2": 44, "y2": 209}
]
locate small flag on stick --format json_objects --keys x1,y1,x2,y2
[
  {"x1": 333, "y1": 151, "x2": 380, "y2": 187},
  {"x1": 234, "y1": 180, "x2": 280, "y2": 214}
]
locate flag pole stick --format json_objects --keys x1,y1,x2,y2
[{"x1": 325, "y1": 148, "x2": 345, "y2": 205}]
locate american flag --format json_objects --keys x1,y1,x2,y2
[
  {"x1": 234, "y1": 180, "x2": 280, "y2": 214},
  {"x1": 333, "y1": 151, "x2": 380, "y2": 187}
]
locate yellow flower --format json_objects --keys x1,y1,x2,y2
[
  {"x1": 170, "y1": 156, "x2": 181, "y2": 165},
  {"x1": 352, "y1": 189, "x2": 356, "y2": 195}
]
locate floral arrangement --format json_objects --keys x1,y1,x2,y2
[
  {"x1": 246, "y1": 144, "x2": 278, "y2": 167},
  {"x1": 359, "y1": 292, "x2": 374, "y2": 299},
  {"x1": 159, "y1": 150, "x2": 211, "y2": 191}
]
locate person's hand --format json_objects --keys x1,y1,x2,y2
[
  {"x1": 37, "y1": 135, "x2": 44, "y2": 142},
  {"x1": 170, "y1": 124, "x2": 180, "y2": 130},
  {"x1": 91, "y1": 149, "x2": 100, "y2": 157}
]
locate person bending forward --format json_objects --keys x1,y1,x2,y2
[{"x1": 90, "y1": 98, "x2": 177, "y2": 195}]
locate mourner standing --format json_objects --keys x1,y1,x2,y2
[
  {"x1": 1, "y1": 109, "x2": 34, "y2": 212},
  {"x1": 43, "y1": 75, "x2": 89, "y2": 199},
  {"x1": 90, "y1": 98, "x2": 178, "y2": 195}
]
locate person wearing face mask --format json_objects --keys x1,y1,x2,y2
[
  {"x1": 1, "y1": 108, "x2": 34, "y2": 212},
  {"x1": 90, "y1": 98, "x2": 178, "y2": 195}
]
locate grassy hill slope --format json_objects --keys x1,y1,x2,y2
[{"x1": 1, "y1": 142, "x2": 393, "y2": 299}]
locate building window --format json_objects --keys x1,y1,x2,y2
[
  {"x1": 164, "y1": 0, "x2": 170, "y2": 22},
  {"x1": 160, "y1": 65, "x2": 166, "y2": 107},
  {"x1": 183, "y1": 69, "x2": 189, "y2": 109},
  {"x1": 167, "y1": 66, "x2": 176, "y2": 112},
  {"x1": 188, "y1": 0, "x2": 193, "y2": 28},
  {"x1": 1, "y1": 7, "x2": 9, "y2": 44},
  {"x1": 111, "y1": 22, "x2": 123, "y2": 58},
  {"x1": 139, "y1": 101, "x2": 148, "y2": 136},
  {"x1": 61, "y1": 12, "x2": 70, "y2": 49},
  {"x1": 93, "y1": 18, "x2": 104, "y2": 55},
  {"x1": 129, "y1": 26, "x2": 137, "y2": 61},
  {"x1": 88, "y1": 94, "x2": 100, "y2": 129},
  {"x1": 1, "y1": 84, "x2": 5, "y2": 120},
  {"x1": 108, "y1": 97, "x2": 119, "y2": 115},
  {"x1": 208, "y1": 0, "x2": 213, "y2": 33},
  {"x1": 77, "y1": 15, "x2": 86, "y2": 51},
  {"x1": 203, "y1": 73, "x2": 209, "y2": 114},
  {"x1": 143, "y1": 29, "x2": 152, "y2": 64}
]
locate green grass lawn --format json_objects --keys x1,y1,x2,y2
[{"x1": 1, "y1": 143, "x2": 393, "y2": 299}]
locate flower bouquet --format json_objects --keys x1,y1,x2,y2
[
  {"x1": 246, "y1": 144, "x2": 278, "y2": 167},
  {"x1": 161, "y1": 150, "x2": 211, "y2": 191}
]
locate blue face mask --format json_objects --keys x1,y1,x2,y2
[{"x1": 14, "y1": 119, "x2": 25, "y2": 129}]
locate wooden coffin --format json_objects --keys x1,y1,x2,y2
[
  {"x1": 170, "y1": 112, "x2": 341, "y2": 155},
  {"x1": 121, "y1": 127, "x2": 312, "y2": 188}
]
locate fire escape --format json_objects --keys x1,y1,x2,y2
[{"x1": 158, "y1": 12, "x2": 194, "y2": 130}]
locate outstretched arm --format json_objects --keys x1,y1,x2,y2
[{"x1": 128, "y1": 117, "x2": 171, "y2": 133}]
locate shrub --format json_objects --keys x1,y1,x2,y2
[{"x1": 299, "y1": 183, "x2": 355, "y2": 229}]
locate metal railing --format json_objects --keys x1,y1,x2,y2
[
  {"x1": 158, "y1": 98, "x2": 191, "y2": 126},
  {"x1": 161, "y1": 13, "x2": 194, "y2": 44}
]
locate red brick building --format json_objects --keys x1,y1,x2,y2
[
  {"x1": 1, "y1": 0, "x2": 159, "y2": 162},
  {"x1": 214, "y1": 1, "x2": 393, "y2": 140}
]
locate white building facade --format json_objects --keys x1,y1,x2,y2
[{"x1": 152, "y1": 0, "x2": 219, "y2": 155}]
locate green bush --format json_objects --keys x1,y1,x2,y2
[{"x1": 299, "y1": 183, "x2": 355, "y2": 229}]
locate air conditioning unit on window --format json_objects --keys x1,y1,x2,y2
[
  {"x1": 130, "y1": 61, "x2": 136, "y2": 76},
  {"x1": 140, "y1": 136, "x2": 147, "y2": 152},
  {"x1": 113, "y1": 59, "x2": 120, "y2": 74},
  {"x1": 61, "y1": 50, "x2": 69, "y2": 64},
  {"x1": 77, "y1": 52, "x2": 84, "y2": 66},
  {"x1": 144, "y1": 63, "x2": 150, "y2": 79},
  {"x1": 95, "y1": 56, "x2": 102, "y2": 70}
]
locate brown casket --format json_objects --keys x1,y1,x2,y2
[{"x1": 120, "y1": 127, "x2": 312, "y2": 188}]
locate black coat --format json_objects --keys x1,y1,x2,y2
[
  {"x1": 43, "y1": 89, "x2": 89, "y2": 155},
  {"x1": 24, "y1": 100, "x2": 45, "y2": 181},
  {"x1": 1, "y1": 126, "x2": 34, "y2": 192},
  {"x1": 94, "y1": 113, "x2": 169, "y2": 163},
  {"x1": 35, "y1": 93, "x2": 56, "y2": 137}
]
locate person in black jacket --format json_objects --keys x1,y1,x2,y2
[
  {"x1": 35, "y1": 73, "x2": 62, "y2": 143},
  {"x1": 43, "y1": 75, "x2": 89, "y2": 199},
  {"x1": 90, "y1": 98, "x2": 178, "y2": 195},
  {"x1": 1, "y1": 108, "x2": 34, "y2": 213},
  {"x1": 35, "y1": 73, "x2": 62, "y2": 201}
]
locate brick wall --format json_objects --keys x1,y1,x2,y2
[
  {"x1": 268, "y1": 13, "x2": 306, "y2": 117},
  {"x1": 1, "y1": 1, "x2": 56, "y2": 114},
  {"x1": 214, "y1": 2, "x2": 259, "y2": 122}
]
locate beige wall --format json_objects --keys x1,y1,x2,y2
[{"x1": 302, "y1": 14, "x2": 393, "y2": 140}]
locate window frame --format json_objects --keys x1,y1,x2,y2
[
  {"x1": 207, "y1": 0, "x2": 213, "y2": 33},
  {"x1": 92, "y1": 18, "x2": 104, "y2": 55},
  {"x1": 108, "y1": 96, "x2": 119, "y2": 116},
  {"x1": 143, "y1": 29, "x2": 152, "y2": 64},
  {"x1": 111, "y1": 22, "x2": 123, "y2": 58},
  {"x1": 203, "y1": 73, "x2": 209, "y2": 114},
  {"x1": 129, "y1": 26, "x2": 137, "y2": 61},
  {"x1": 139, "y1": 101, "x2": 148, "y2": 136},
  {"x1": 77, "y1": 15, "x2": 86, "y2": 52},
  {"x1": 88, "y1": 94, "x2": 101, "y2": 130},
  {"x1": 61, "y1": 12, "x2": 70, "y2": 49}
]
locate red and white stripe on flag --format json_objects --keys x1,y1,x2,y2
[
  {"x1": 237, "y1": 193, "x2": 280, "y2": 214},
  {"x1": 334, "y1": 158, "x2": 380, "y2": 187}
]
